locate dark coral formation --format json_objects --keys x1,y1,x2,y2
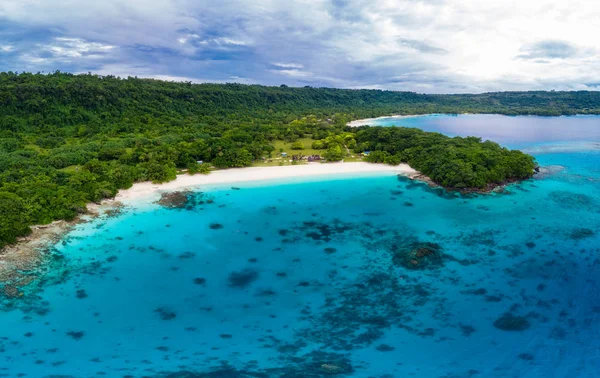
[
  {"x1": 301, "y1": 220, "x2": 352, "y2": 242},
  {"x1": 228, "y1": 269, "x2": 259, "y2": 288},
  {"x1": 156, "y1": 191, "x2": 192, "y2": 209},
  {"x1": 392, "y1": 242, "x2": 443, "y2": 270},
  {"x1": 295, "y1": 271, "x2": 443, "y2": 352},
  {"x1": 493, "y1": 314, "x2": 531, "y2": 331},
  {"x1": 156, "y1": 191, "x2": 214, "y2": 210},
  {"x1": 519, "y1": 353, "x2": 535, "y2": 361},
  {"x1": 66, "y1": 331, "x2": 85, "y2": 340},
  {"x1": 375, "y1": 344, "x2": 395, "y2": 352},
  {"x1": 548, "y1": 190, "x2": 595, "y2": 209},
  {"x1": 155, "y1": 307, "x2": 177, "y2": 320},
  {"x1": 569, "y1": 228, "x2": 595, "y2": 240},
  {"x1": 151, "y1": 351, "x2": 354, "y2": 377}
]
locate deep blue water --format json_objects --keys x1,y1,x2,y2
[{"x1": 2, "y1": 114, "x2": 600, "y2": 377}]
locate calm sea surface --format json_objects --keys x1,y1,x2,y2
[{"x1": 2, "y1": 114, "x2": 600, "y2": 377}]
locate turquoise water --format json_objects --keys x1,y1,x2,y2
[{"x1": 2, "y1": 115, "x2": 600, "y2": 377}]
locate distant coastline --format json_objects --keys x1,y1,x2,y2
[
  {"x1": 347, "y1": 112, "x2": 597, "y2": 127},
  {"x1": 347, "y1": 113, "x2": 482, "y2": 127},
  {"x1": 347, "y1": 114, "x2": 423, "y2": 127}
]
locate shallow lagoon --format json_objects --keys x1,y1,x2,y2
[{"x1": 2, "y1": 115, "x2": 600, "y2": 377}]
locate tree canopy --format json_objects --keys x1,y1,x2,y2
[{"x1": 353, "y1": 127, "x2": 535, "y2": 189}]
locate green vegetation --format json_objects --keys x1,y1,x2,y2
[
  {"x1": 254, "y1": 138, "x2": 328, "y2": 166},
  {"x1": 290, "y1": 141, "x2": 304, "y2": 150},
  {"x1": 354, "y1": 127, "x2": 536, "y2": 190},
  {"x1": 0, "y1": 71, "x2": 565, "y2": 248}
]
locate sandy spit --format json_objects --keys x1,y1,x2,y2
[{"x1": 347, "y1": 114, "x2": 421, "y2": 127}]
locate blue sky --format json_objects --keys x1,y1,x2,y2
[{"x1": 1, "y1": 0, "x2": 599, "y2": 93}]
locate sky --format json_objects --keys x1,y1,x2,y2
[{"x1": 1, "y1": 0, "x2": 599, "y2": 93}]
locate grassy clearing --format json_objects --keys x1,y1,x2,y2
[
  {"x1": 59, "y1": 165, "x2": 82, "y2": 173},
  {"x1": 272, "y1": 138, "x2": 324, "y2": 157},
  {"x1": 253, "y1": 137, "x2": 365, "y2": 166}
]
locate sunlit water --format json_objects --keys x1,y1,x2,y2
[{"x1": 2, "y1": 114, "x2": 600, "y2": 377}]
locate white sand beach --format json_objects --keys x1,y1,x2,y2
[
  {"x1": 347, "y1": 115, "x2": 420, "y2": 127},
  {"x1": 116, "y1": 162, "x2": 418, "y2": 203}
]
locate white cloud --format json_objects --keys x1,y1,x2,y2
[
  {"x1": 48, "y1": 38, "x2": 115, "y2": 58},
  {"x1": 16, "y1": 37, "x2": 116, "y2": 66},
  {"x1": 0, "y1": 45, "x2": 14, "y2": 52},
  {"x1": 2, "y1": 0, "x2": 600, "y2": 92},
  {"x1": 272, "y1": 62, "x2": 304, "y2": 69},
  {"x1": 213, "y1": 37, "x2": 249, "y2": 46},
  {"x1": 271, "y1": 69, "x2": 313, "y2": 78}
]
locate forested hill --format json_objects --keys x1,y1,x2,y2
[
  {"x1": 0, "y1": 72, "x2": 544, "y2": 248},
  {"x1": 1, "y1": 72, "x2": 600, "y2": 129}
]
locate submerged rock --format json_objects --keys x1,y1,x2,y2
[
  {"x1": 155, "y1": 307, "x2": 177, "y2": 320},
  {"x1": 392, "y1": 242, "x2": 443, "y2": 270},
  {"x1": 548, "y1": 191, "x2": 595, "y2": 209},
  {"x1": 66, "y1": 331, "x2": 85, "y2": 340},
  {"x1": 228, "y1": 269, "x2": 259, "y2": 288},
  {"x1": 493, "y1": 314, "x2": 530, "y2": 331},
  {"x1": 155, "y1": 190, "x2": 209, "y2": 209},
  {"x1": 519, "y1": 353, "x2": 535, "y2": 360},
  {"x1": 375, "y1": 344, "x2": 395, "y2": 352},
  {"x1": 320, "y1": 364, "x2": 346, "y2": 374},
  {"x1": 569, "y1": 228, "x2": 595, "y2": 240},
  {"x1": 156, "y1": 191, "x2": 191, "y2": 209},
  {"x1": 534, "y1": 165, "x2": 565, "y2": 179}
]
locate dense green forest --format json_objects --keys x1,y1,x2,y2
[{"x1": 1, "y1": 71, "x2": 577, "y2": 248}]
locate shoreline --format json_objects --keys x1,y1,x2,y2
[
  {"x1": 116, "y1": 162, "x2": 419, "y2": 205},
  {"x1": 0, "y1": 202, "x2": 118, "y2": 296},
  {"x1": 1, "y1": 162, "x2": 419, "y2": 289},
  {"x1": 347, "y1": 114, "x2": 423, "y2": 127},
  {"x1": 346, "y1": 112, "x2": 598, "y2": 127}
]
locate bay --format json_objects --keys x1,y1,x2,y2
[{"x1": 2, "y1": 114, "x2": 600, "y2": 377}]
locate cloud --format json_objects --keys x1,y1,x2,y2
[
  {"x1": 271, "y1": 69, "x2": 313, "y2": 78},
  {"x1": 1, "y1": 0, "x2": 600, "y2": 92},
  {"x1": 398, "y1": 39, "x2": 447, "y2": 54},
  {"x1": 517, "y1": 40, "x2": 585, "y2": 60},
  {"x1": 46, "y1": 38, "x2": 116, "y2": 59},
  {"x1": 212, "y1": 38, "x2": 249, "y2": 46},
  {"x1": 272, "y1": 62, "x2": 304, "y2": 69}
]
